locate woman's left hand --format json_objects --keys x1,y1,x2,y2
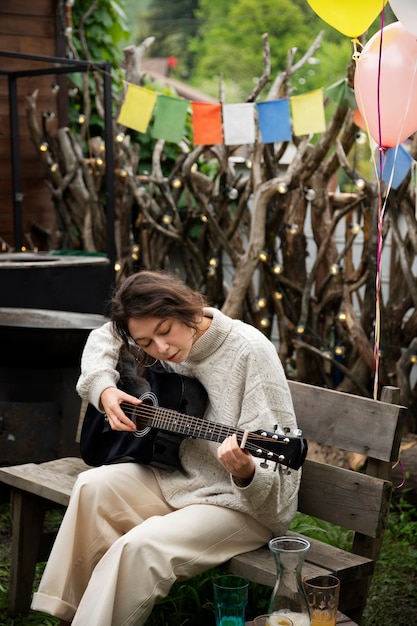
[{"x1": 217, "y1": 434, "x2": 255, "y2": 484}]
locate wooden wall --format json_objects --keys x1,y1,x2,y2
[{"x1": 0, "y1": 0, "x2": 62, "y2": 251}]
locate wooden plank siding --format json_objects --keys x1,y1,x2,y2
[{"x1": 0, "y1": 1, "x2": 61, "y2": 250}]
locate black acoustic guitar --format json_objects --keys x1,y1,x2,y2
[{"x1": 80, "y1": 360, "x2": 307, "y2": 472}]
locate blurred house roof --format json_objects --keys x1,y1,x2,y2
[{"x1": 141, "y1": 58, "x2": 217, "y2": 103}]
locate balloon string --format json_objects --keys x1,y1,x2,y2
[
  {"x1": 392, "y1": 459, "x2": 406, "y2": 490},
  {"x1": 376, "y1": 6, "x2": 384, "y2": 154},
  {"x1": 370, "y1": 4, "x2": 385, "y2": 400},
  {"x1": 414, "y1": 162, "x2": 417, "y2": 221}
]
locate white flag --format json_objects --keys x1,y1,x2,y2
[{"x1": 222, "y1": 103, "x2": 255, "y2": 145}]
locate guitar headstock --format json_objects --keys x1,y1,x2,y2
[{"x1": 247, "y1": 430, "x2": 308, "y2": 470}]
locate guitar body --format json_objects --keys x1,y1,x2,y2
[{"x1": 80, "y1": 361, "x2": 208, "y2": 471}]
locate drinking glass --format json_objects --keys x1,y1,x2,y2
[
  {"x1": 303, "y1": 575, "x2": 340, "y2": 626},
  {"x1": 212, "y1": 574, "x2": 249, "y2": 626},
  {"x1": 254, "y1": 614, "x2": 294, "y2": 625}
]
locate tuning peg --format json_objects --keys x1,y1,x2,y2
[{"x1": 261, "y1": 461, "x2": 269, "y2": 469}]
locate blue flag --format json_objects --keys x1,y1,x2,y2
[
  {"x1": 256, "y1": 100, "x2": 292, "y2": 144},
  {"x1": 380, "y1": 145, "x2": 413, "y2": 190}
]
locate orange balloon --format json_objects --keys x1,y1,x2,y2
[
  {"x1": 307, "y1": 0, "x2": 386, "y2": 38},
  {"x1": 354, "y1": 22, "x2": 417, "y2": 148}
]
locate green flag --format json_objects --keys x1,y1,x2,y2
[
  {"x1": 152, "y1": 95, "x2": 189, "y2": 143},
  {"x1": 325, "y1": 78, "x2": 357, "y2": 110}
]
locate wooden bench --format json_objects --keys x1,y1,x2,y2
[{"x1": 0, "y1": 381, "x2": 405, "y2": 624}]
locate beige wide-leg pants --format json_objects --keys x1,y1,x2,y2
[{"x1": 31, "y1": 463, "x2": 272, "y2": 626}]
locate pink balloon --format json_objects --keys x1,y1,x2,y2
[{"x1": 354, "y1": 22, "x2": 417, "y2": 148}]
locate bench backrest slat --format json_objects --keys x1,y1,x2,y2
[
  {"x1": 289, "y1": 381, "x2": 405, "y2": 462},
  {"x1": 298, "y1": 460, "x2": 391, "y2": 537}
]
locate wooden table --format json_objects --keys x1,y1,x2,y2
[{"x1": 246, "y1": 612, "x2": 358, "y2": 625}]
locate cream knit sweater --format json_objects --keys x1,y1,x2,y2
[{"x1": 77, "y1": 307, "x2": 301, "y2": 535}]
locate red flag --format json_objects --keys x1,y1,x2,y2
[{"x1": 191, "y1": 102, "x2": 223, "y2": 145}]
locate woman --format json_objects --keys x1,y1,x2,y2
[{"x1": 32, "y1": 270, "x2": 301, "y2": 626}]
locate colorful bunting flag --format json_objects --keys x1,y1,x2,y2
[
  {"x1": 380, "y1": 145, "x2": 413, "y2": 189},
  {"x1": 256, "y1": 100, "x2": 292, "y2": 144},
  {"x1": 290, "y1": 89, "x2": 326, "y2": 137},
  {"x1": 117, "y1": 84, "x2": 158, "y2": 133},
  {"x1": 117, "y1": 82, "x2": 350, "y2": 148},
  {"x1": 191, "y1": 102, "x2": 223, "y2": 145},
  {"x1": 223, "y1": 103, "x2": 255, "y2": 145},
  {"x1": 325, "y1": 78, "x2": 357, "y2": 110},
  {"x1": 152, "y1": 94, "x2": 189, "y2": 144}
]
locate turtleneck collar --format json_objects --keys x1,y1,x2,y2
[{"x1": 185, "y1": 307, "x2": 233, "y2": 362}]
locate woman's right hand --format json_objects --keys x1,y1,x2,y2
[{"x1": 100, "y1": 386, "x2": 141, "y2": 431}]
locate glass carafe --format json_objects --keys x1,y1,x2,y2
[{"x1": 268, "y1": 536, "x2": 311, "y2": 626}]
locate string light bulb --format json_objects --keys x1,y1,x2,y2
[
  {"x1": 277, "y1": 181, "x2": 288, "y2": 194},
  {"x1": 350, "y1": 223, "x2": 361, "y2": 235},
  {"x1": 257, "y1": 297, "x2": 268, "y2": 309},
  {"x1": 227, "y1": 187, "x2": 239, "y2": 200},
  {"x1": 201, "y1": 214, "x2": 208, "y2": 223},
  {"x1": 330, "y1": 264, "x2": 340, "y2": 275},
  {"x1": 354, "y1": 178, "x2": 366, "y2": 191},
  {"x1": 304, "y1": 188, "x2": 316, "y2": 201},
  {"x1": 114, "y1": 262, "x2": 121, "y2": 272},
  {"x1": 162, "y1": 213, "x2": 173, "y2": 225},
  {"x1": 209, "y1": 257, "x2": 218, "y2": 267},
  {"x1": 39, "y1": 141, "x2": 48, "y2": 152},
  {"x1": 50, "y1": 162, "x2": 59, "y2": 173},
  {"x1": 131, "y1": 244, "x2": 140, "y2": 261},
  {"x1": 116, "y1": 132, "x2": 125, "y2": 143},
  {"x1": 260, "y1": 318, "x2": 271, "y2": 329},
  {"x1": 272, "y1": 263, "x2": 283, "y2": 275},
  {"x1": 355, "y1": 131, "x2": 367, "y2": 145},
  {"x1": 274, "y1": 290, "x2": 283, "y2": 300},
  {"x1": 190, "y1": 163, "x2": 198, "y2": 173},
  {"x1": 296, "y1": 325, "x2": 305, "y2": 335},
  {"x1": 258, "y1": 250, "x2": 269, "y2": 263},
  {"x1": 171, "y1": 177, "x2": 182, "y2": 189},
  {"x1": 338, "y1": 310, "x2": 347, "y2": 323},
  {"x1": 78, "y1": 114, "x2": 86, "y2": 124},
  {"x1": 287, "y1": 223, "x2": 298, "y2": 235}
]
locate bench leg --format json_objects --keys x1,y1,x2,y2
[{"x1": 8, "y1": 489, "x2": 47, "y2": 616}]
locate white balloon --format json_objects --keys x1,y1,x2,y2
[{"x1": 390, "y1": 0, "x2": 417, "y2": 37}]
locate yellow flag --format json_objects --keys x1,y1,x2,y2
[
  {"x1": 290, "y1": 89, "x2": 326, "y2": 137},
  {"x1": 117, "y1": 83, "x2": 158, "y2": 133}
]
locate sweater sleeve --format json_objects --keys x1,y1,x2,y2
[
  {"x1": 76, "y1": 321, "x2": 123, "y2": 409},
  {"x1": 228, "y1": 336, "x2": 300, "y2": 515}
]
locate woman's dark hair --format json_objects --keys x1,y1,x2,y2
[{"x1": 111, "y1": 270, "x2": 207, "y2": 349}]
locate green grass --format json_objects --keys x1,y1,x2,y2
[{"x1": 1, "y1": 491, "x2": 416, "y2": 625}]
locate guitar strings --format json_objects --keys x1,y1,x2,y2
[{"x1": 118, "y1": 400, "x2": 291, "y2": 458}]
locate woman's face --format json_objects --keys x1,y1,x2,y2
[{"x1": 128, "y1": 317, "x2": 196, "y2": 364}]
